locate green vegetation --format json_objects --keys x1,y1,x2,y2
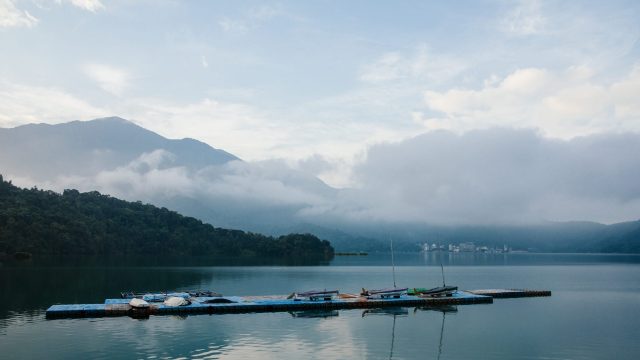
[{"x1": 0, "y1": 175, "x2": 334, "y2": 259}]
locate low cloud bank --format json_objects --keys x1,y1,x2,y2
[
  {"x1": 350, "y1": 128, "x2": 640, "y2": 224},
  {"x1": 6, "y1": 128, "x2": 640, "y2": 227}
]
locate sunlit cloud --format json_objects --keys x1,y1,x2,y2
[
  {"x1": 83, "y1": 63, "x2": 130, "y2": 96},
  {"x1": 421, "y1": 65, "x2": 640, "y2": 138},
  {"x1": 57, "y1": 0, "x2": 105, "y2": 12},
  {"x1": 0, "y1": 0, "x2": 38, "y2": 28},
  {"x1": 0, "y1": 82, "x2": 107, "y2": 127}
]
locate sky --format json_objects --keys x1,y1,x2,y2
[{"x1": 1, "y1": 0, "x2": 640, "y2": 224}]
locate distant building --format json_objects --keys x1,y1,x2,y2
[{"x1": 459, "y1": 242, "x2": 475, "y2": 252}]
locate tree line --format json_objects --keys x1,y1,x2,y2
[{"x1": 0, "y1": 175, "x2": 334, "y2": 259}]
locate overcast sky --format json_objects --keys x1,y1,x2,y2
[{"x1": 1, "y1": 1, "x2": 640, "y2": 223}]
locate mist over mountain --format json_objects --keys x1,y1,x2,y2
[
  {"x1": 0, "y1": 117, "x2": 338, "y2": 233},
  {"x1": 1, "y1": 117, "x2": 639, "y2": 252}
]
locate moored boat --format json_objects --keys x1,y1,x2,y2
[
  {"x1": 408, "y1": 285, "x2": 458, "y2": 297},
  {"x1": 291, "y1": 289, "x2": 339, "y2": 301},
  {"x1": 361, "y1": 287, "x2": 408, "y2": 299}
]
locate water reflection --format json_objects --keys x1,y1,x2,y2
[
  {"x1": 0, "y1": 261, "x2": 215, "y2": 325},
  {"x1": 360, "y1": 308, "x2": 408, "y2": 359},
  {"x1": 2, "y1": 256, "x2": 640, "y2": 359},
  {"x1": 415, "y1": 305, "x2": 458, "y2": 360},
  {"x1": 289, "y1": 310, "x2": 339, "y2": 319},
  {"x1": 361, "y1": 307, "x2": 409, "y2": 318}
]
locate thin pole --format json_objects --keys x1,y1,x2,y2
[
  {"x1": 437, "y1": 312, "x2": 445, "y2": 360},
  {"x1": 439, "y1": 254, "x2": 446, "y2": 287},
  {"x1": 390, "y1": 237, "x2": 397, "y2": 288},
  {"x1": 389, "y1": 314, "x2": 396, "y2": 360}
]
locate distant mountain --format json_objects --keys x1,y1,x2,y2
[
  {"x1": 283, "y1": 219, "x2": 640, "y2": 253},
  {"x1": 0, "y1": 117, "x2": 238, "y2": 181}
]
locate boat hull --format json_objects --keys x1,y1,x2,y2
[{"x1": 408, "y1": 286, "x2": 458, "y2": 297}]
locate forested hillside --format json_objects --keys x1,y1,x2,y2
[{"x1": 0, "y1": 175, "x2": 334, "y2": 259}]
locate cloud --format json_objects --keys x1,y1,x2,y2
[
  {"x1": 610, "y1": 65, "x2": 640, "y2": 118},
  {"x1": 121, "y1": 97, "x2": 286, "y2": 161},
  {"x1": 501, "y1": 0, "x2": 546, "y2": 35},
  {"x1": 0, "y1": 0, "x2": 38, "y2": 28},
  {"x1": 0, "y1": 79, "x2": 373, "y2": 189},
  {"x1": 359, "y1": 45, "x2": 467, "y2": 84},
  {"x1": 18, "y1": 128, "x2": 640, "y2": 226},
  {"x1": 0, "y1": 82, "x2": 107, "y2": 127},
  {"x1": 56, "y1": 0, "x2": 104, "y2": 12},
  {"x1": 20, "y1": 149, "x2": 336, "y2": 230},
  {"x1": 0, "y1": 0, "x2": 103, "y2": 29},
  {"x1": 6, "y1": 124, "x2": 640, "y2": 228},
  {"x1": 422, "y1": 65, "x2": 640, "y2": 138},
  {"x1": 83, "y1": 63, "x2": 129, "y2": 96},
  {"x1": 218, "y1": 4, "x2": 296, "y2": 34},
  {"x1": 349, "y1": 128, "x2": 640, "y2": 224},
  {"x1": 116, "y1": 94, "x2": 396, "y2": 188}
]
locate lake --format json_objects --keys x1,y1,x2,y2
[{"x1": 1, "y1": 253, "x2": 639, "y2": 359}]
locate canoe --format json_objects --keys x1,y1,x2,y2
[
  {"x1": 408, "y1": 286, "x2": 458, "y2": 297},
  {"x1": 294, "y1": 289, "x2": 339, "y2": 301},
  {"x1": 362, "y1": 287, "x2": 408, "y2": 298}
]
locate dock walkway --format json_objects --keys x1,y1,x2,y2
[{"x1": 46, "y1": 289, "x2": 550, "y2": 319}]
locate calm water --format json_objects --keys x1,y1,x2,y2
[{"x1": 1, "y1": 253, "x2": 639, "y2": 359}]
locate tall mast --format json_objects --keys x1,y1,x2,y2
[
  {"x1": 390, "y1": 237, "x2": 397, "y2": 288},
  {"x1": 439, "y1": 254, "x2": 446, "y2": 287}
]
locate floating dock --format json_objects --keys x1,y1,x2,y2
[
  {"x1": 467, "y1": 289, "x2": 552, "y2": 298},
  {"x1": 45, "y1": 289, "x2": 550, "y2": 319}
]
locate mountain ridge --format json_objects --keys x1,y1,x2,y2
[{"x1": 0, "y1": 116, "x2": 239, "y2": 181}]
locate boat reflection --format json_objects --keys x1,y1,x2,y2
[
  {"x1": 361, "y1": 307, "x2": 408, "y2": 359},
  {"x1": 361, "y1": 307, "x2": 409, "y2": 318},
  {"x1": 415, "y1": 305, "x2": 456, "y2": 360},
  {"x1": 288, "y1": 310, "x2": 339, "y2": 319},
  {"x1": 413, "y1": 304, "x2": 458, "y2": 313}
]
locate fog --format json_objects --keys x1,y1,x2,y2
[
  {"x1": 2, "y1": 122, "x2": 639, "y2": 231},
  {"x1": 350, "y1": 128, "x2": 640, "y2": 224}
]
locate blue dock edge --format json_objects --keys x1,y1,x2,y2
[{"x1": 46, "y1": 291, "x2": 495, "y2": 319}]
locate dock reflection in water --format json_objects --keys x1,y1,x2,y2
[
  {"x1": 2, "y1": 256, "x2": 639, "y2": 360},
  {"x1": 416, "y1": 305, "x2": 458, "y2": 360},
  {"x1": 289, "y1": 309, "x2": 339, "y2": 319}
]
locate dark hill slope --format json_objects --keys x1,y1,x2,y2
[{"x1": 0, "y1": 175, "x2": 333, "y2": 259}]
